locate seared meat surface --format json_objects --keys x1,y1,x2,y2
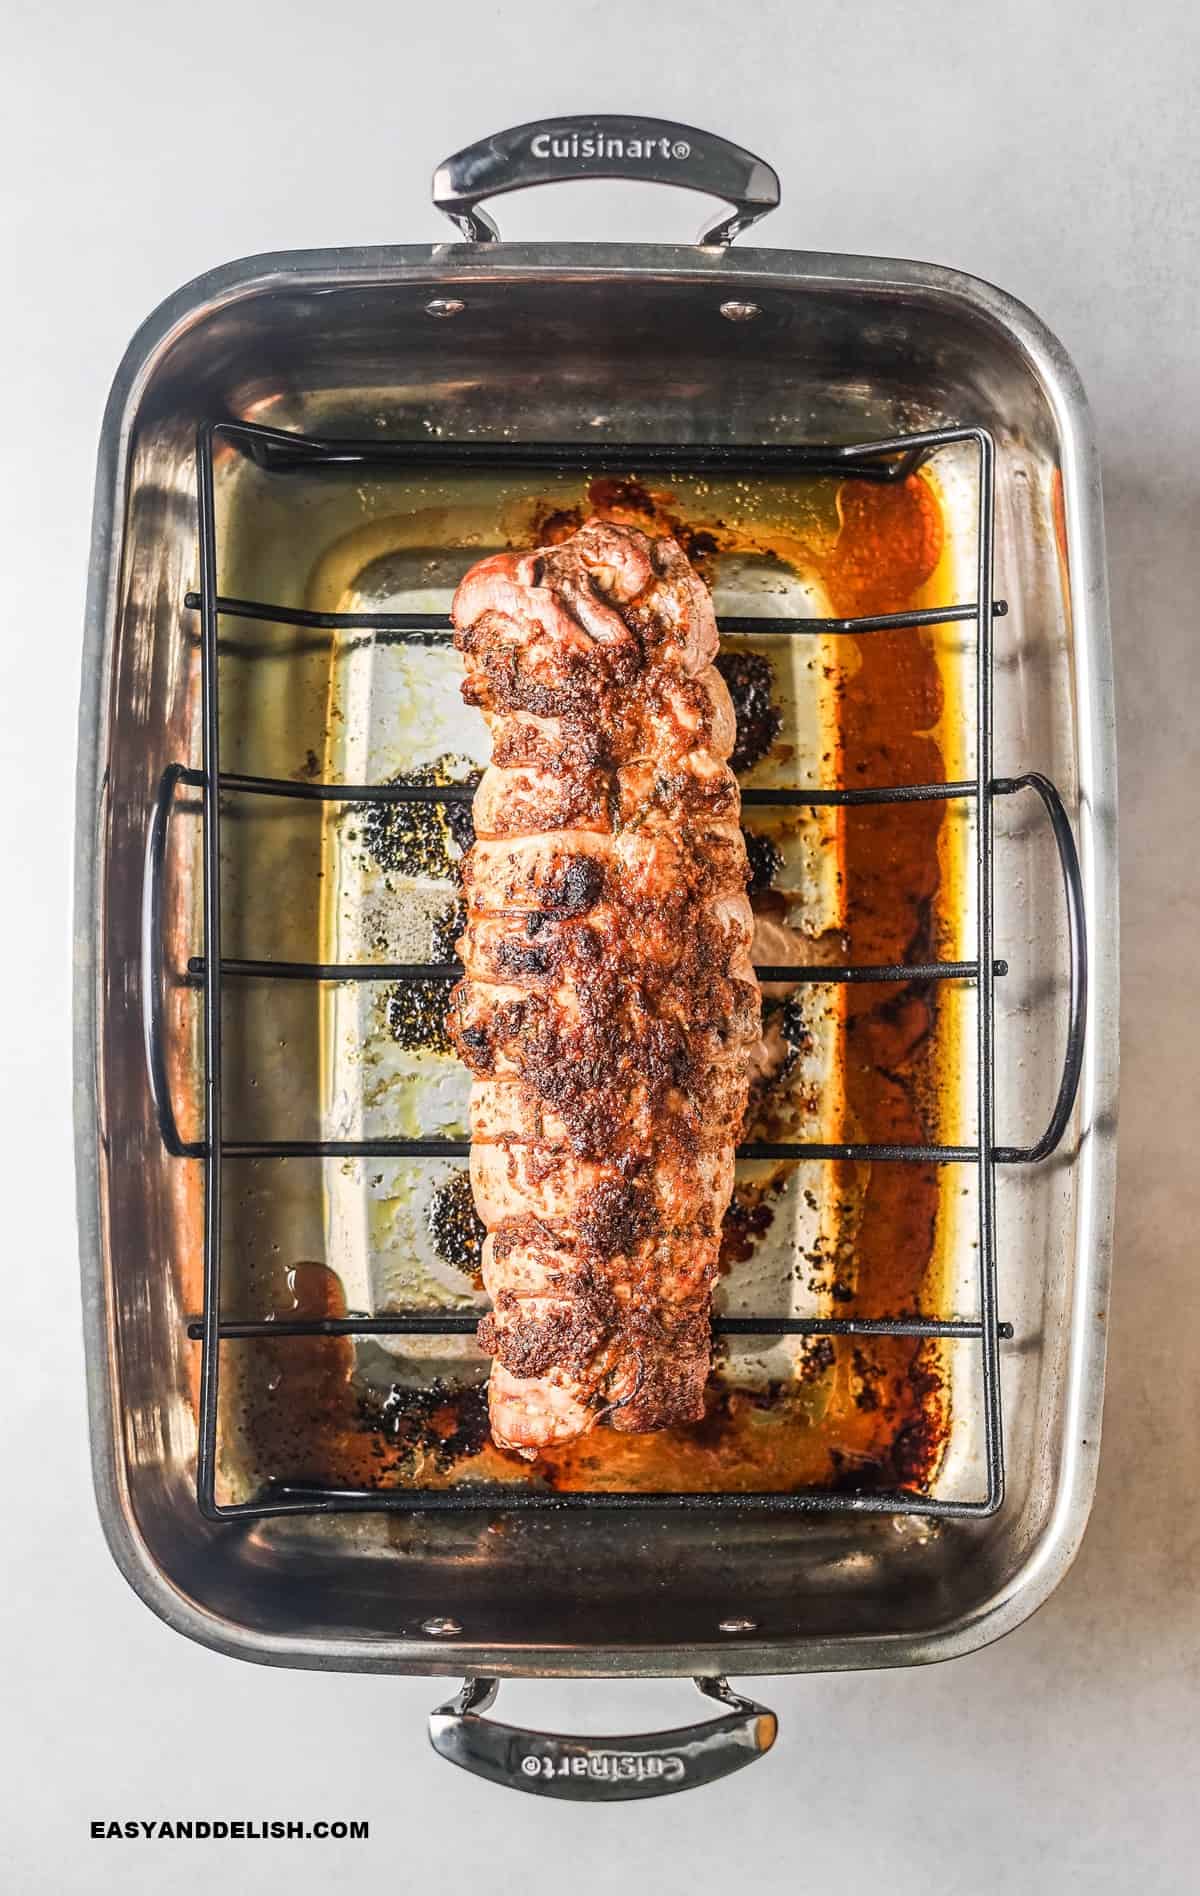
[{"x1": 449, "y1": 520, "x2": 761, "y2": 1456}]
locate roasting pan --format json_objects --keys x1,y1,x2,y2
[{"x1": 75, "y1": 118, "x2": 1117, "y2": 1797}]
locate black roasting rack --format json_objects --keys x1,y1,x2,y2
[{"x1": 146, "y1": 419, "x2": 1087, "y2": 1522}]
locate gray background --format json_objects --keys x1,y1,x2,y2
[{"x1": 2, "y1": 0, "x2": 1195, "y2": 1888}]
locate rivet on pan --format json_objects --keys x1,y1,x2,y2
[
  {"x1": 422, "y1": 1616, "x2": 463, "y2": 1636},
  {"x1": 719, "y1": 300, "x2": 761, "y2": 323},
  {"x1": 718, "y1": 1616, "x2": 758, "y2": 1634},
  {"x1": 426, "y1": 298, "x2": 465, "y2": 319}
]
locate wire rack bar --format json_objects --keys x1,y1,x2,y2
[
  {"x1": 190, "y1": 954, "x2": 1007, "y2": 986},
  {"x1": 213, "y1": 768, "x2": 982, "y2": 809},
  {"x1": 186, "y1": 589, "x2": 1007, "y2": 642},
  {"x1": 189, "y1": 1314, "x2": 1013, "y2": 1341},
  {"x1": 198, "y1": 1483, "x2": 1002, "y2": 1520},
  {"x1": 194, "y1": 421, "x2": 223, "y2": 1516},
  {"x1": 972, "y1": 428, "x2": 1003, "y2": 1510},
  {"x1": 215, "y1": 421, "x2": 934, "y2": 479},
  {"x1": 196, "y1": 1136, "x2": 992, "y2": 1163}
]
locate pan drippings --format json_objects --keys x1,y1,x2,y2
[{"x1": 227, "y1": 466, "x2": 963, "y2": 1501}]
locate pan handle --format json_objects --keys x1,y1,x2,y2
[
  {"x1": 993, "y1": 772, "x2": 1089, "y2": 1164},
  {"x1": 428, "y1": 1676, "x2": 777, "y2": 1800},
  {"x1": 142, "y1": 763, "x2": 205, "y2": 1159},
  {"x1": 432, "y1": 116, "x2": 780, "y2": 245}
]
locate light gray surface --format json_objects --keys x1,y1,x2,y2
[{"x1": 1, "y1": 0, "x2": 1194, "y2": 1888}]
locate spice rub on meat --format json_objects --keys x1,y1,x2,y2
[{"x1": 448, "y1": 519, "x2": 761, "y2": 1457}]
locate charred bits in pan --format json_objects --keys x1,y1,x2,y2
[
  {"x1": 426, "y1": 1167, "x2": 485, "y2": 1276},
  {"x1": 357, "y1": 756, "x2": 478, "y2": 881},
  {"x1": 386, "y1": 979, "x2": 455, "y2": 1055},
  {"x1": 361, "y1": 1377, "x2": 490, "y2": 1472},
  {"x1": 430, "y1": 896, "x2": 467, "y2": 962},
  {"x1": 742, "y1": 828, "x2": 783, "y2": 898},
  {"x1": 359, "y1": 762, "x2": 475, "y2": 1058},
  {"x1": 715, "y1": 651, "x2": 783, "y2": 774}
]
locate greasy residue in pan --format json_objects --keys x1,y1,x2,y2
[{"x1": 217, "y1": 465, "x2": 967, "y2": 1500}]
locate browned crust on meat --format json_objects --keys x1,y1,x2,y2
[{"x1": 449, "y1": 519, "x2": 760, "y2": 1452}]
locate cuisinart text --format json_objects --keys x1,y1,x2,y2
[
  {"x1": 529, "y1": 131, "x2": 692, "y2": 161},
  {"x1": 519, "y1": 1752, "x2": 686, "y2": 1783}
]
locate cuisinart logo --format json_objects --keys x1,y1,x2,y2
[
  {"x1": 520, "y1": 1751, "x2": 686, "y2": 1784},
  {"x1": 530, "y1": 129, "x2": 692, "y2": 162}
]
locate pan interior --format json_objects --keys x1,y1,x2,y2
[{"x1": 209, "y1": 451, "x2": 984, "y2": 1506}]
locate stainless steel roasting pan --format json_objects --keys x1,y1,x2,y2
[{"x1": 75, "y1": 118, "x2": 1117, "y2": 1798}]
